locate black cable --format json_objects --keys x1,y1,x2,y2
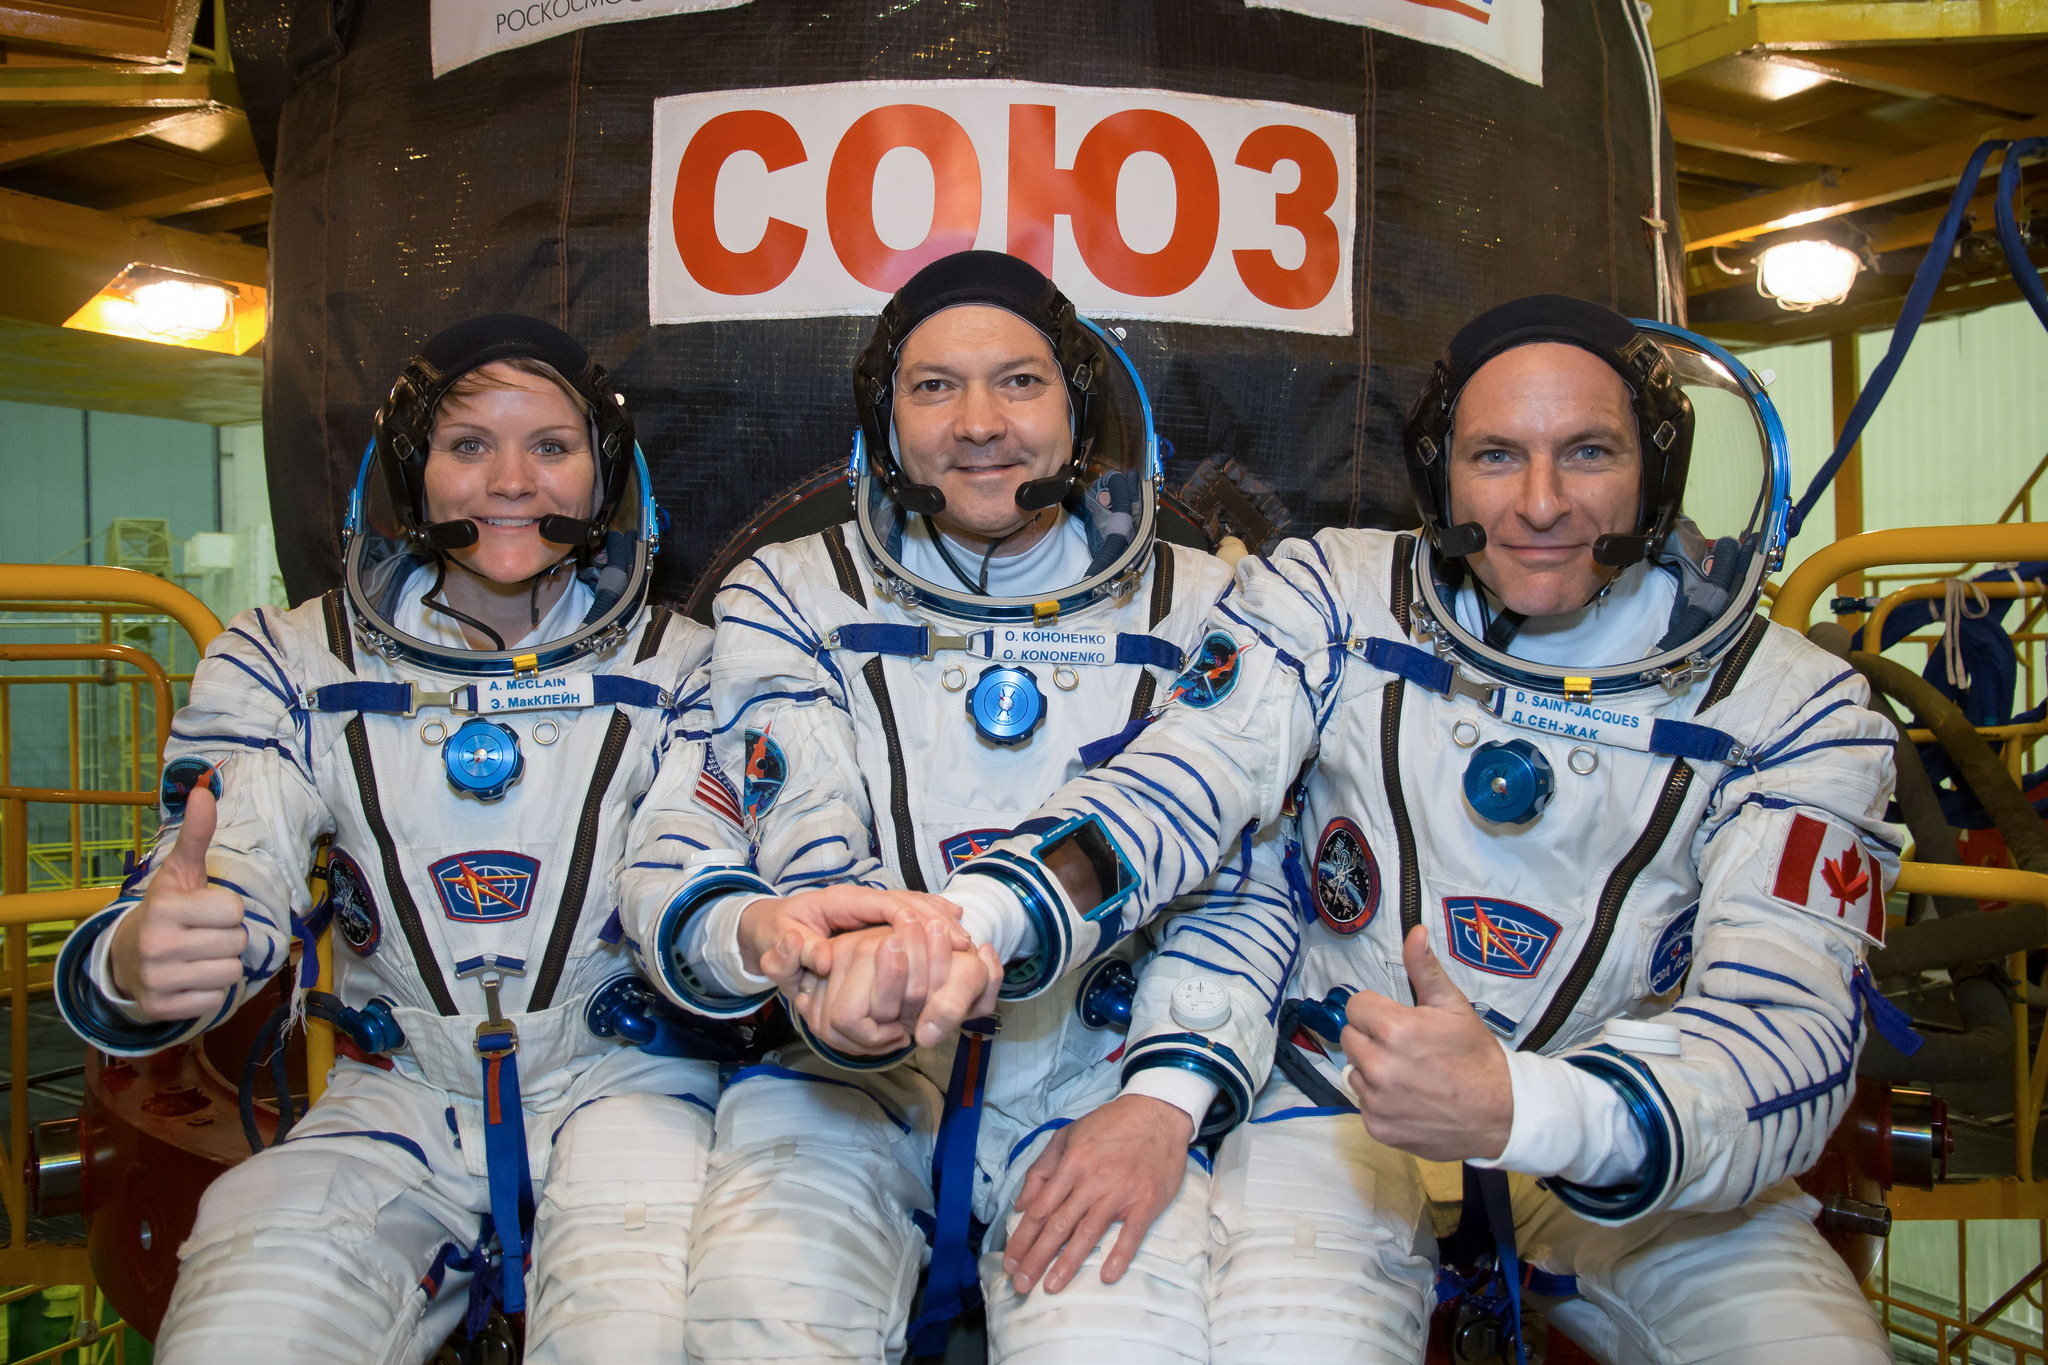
[
  {"x1": 421, "y1": 557, "x2": 506, "y2": 650},
  {"x1": 922, "y1": 515, "x2": 1027, "y2": 595}
]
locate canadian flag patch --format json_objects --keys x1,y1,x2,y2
[{"x1": 1770, "y1": 812, "x2": 1886, "y2": 944}]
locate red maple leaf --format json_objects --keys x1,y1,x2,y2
[{"x1": 1821, "y1": 844, "x2": 1871, "y2": 916}]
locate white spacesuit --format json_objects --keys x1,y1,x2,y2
[
  {"x1": 944, "y1": 306, "x2": 1902, "y2": 1362},
  {"x1": 618, "y1": 252, "x2": 1280, "y2": 1363},
  {"x1": 56, "y1": 317, "x2": 743, "y2": 1364}
]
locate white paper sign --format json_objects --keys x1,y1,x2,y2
[
  {"x1": 430, "y1": 0, "x2": 751, "y2": 78},
  {"x1": 1245, "y1": 0, "x2": 1544, "y2": 87},
  {"x1": 649, "y1": 80, "x2": 1357, "y2": 334}
]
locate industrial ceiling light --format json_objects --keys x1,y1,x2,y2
[
  {"x1": 63, "y1": 263, "x2": 266, "y2": 355},
  {"x1": 1754, "y1": 239, "x2": 1862, "y2": 312}
]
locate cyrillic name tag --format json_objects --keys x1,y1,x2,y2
[
  {"x1": 1495, "y1": 687, "x2": 1656, "y2": 752},
  {"x1": 478, "y1": 674, "x2": 596, "y2": 713},
  {"x1": 984, "y1": 628, "x2": 1114, "y2": 666}
]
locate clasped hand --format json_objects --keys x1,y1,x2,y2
[{"x1": 739, "y1": 888, "x2": 1001, "y2": 1053}]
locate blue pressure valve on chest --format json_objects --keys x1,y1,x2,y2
[
  {"x1": 1463, "y1": 738, "x2": 1555, "y2": 827},
  {"x1": 443, "y1": 717, "x2": 524, "y2": 801},
  {"x1": 967, "y1": 664, "x2": 1046, "y2": 746},
  {"x1": 1294, "y1": 986, "x2": 1355, "y2": 1046},
  {"x1": 1076, "y1": 957, "x2": 1137, "y2": 1030}
]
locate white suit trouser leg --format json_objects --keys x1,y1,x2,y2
[
  {"x1": 685, "y1": 1056, "x2": 941, "y2": 1364},
  {"x1": 1207, "y1": 1078, "x2": 1438, "y2": 1365},
  {"x1": 1516, "y1": 1176, "x2": 1891, "y2": 1364},
  {"x1": 154, "y1": 1064, "x2": 483, "y2": 1365},
  {"x1": 978, "y1": 1123, "x2": 1212, "y2": 1365},
  {"x1": 523, "y1": 1088, "x2": 715, "y2": 1363}
]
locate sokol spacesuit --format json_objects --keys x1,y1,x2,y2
[
  {"x1": 949, "y1": 298, "x2": 1901, "y2": 1361},
  {"x1": 618, "y1": 252, "x2": 1286, "y2": 1363},
  {"x1": 56, "y1": 317, "x2": 740, "y2": 1364}
]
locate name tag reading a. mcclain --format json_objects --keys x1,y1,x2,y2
[
  {"x1": 983, "y1": 628, "x2": 1116, "y2": 666},
  {"x1": 477, "y1": 674, "x2": 597, "y2": 713}
]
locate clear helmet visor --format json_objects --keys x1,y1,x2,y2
[
  {"x1": 1415, "y1": 322, "x2": 1791, "y2": 694},
  {"x1": 852, "y1": 315, "x2": 1163, "y2": 623},
  {"x1": 341, "y1": 440, "x2": 659, "y2": 676}
]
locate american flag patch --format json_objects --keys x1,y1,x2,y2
[
  {"x1": 693, "y1": 756, "x2": 743, "y2": 829},
  {"x1": 1770, "y1": 812, "x2": 1886, "y2": 945}
]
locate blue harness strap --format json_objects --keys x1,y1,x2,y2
[
  {"x1": 834, "y1": 622, "x2": 934, "y2": 657},
  {"x1": 476, "y1": 1017, "x2": 535, "y2": 1314},
  {"x1": 908, "y1": 1015, "x2": 999, "y2": 1357},
  {"x1": 308, "y1": 675, "x2": 664, "y2": 715},
  {"x1": 833, "y1": 623, "x2": 1184, "y2": 672},
  {"x1": 1473, "y1": 1165, "x2": 1528, "y2": 1365},
  {"x1": 1114, "y1": 634, "x2": 1184, "y2": 669}
]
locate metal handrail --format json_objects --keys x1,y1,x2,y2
[
  {"x1": 0, "y1": 643, "x2": 173, "y2": 759},
  {"x1": 0, "y1": 566, "x2": 222, "y2": 650},
  {"x1": 1772, "y1": 526, "x2": 2048, "y2": 629}
]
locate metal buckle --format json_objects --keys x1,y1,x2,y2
[
  {"x1": 465, "y1": 965, "x2": 524, "y2": 1058},
  {"x1": 404, "y1": 684, "x2": 473, "y2": 718}
]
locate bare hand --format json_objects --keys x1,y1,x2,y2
[
  {"x1": 108, "y1": 785, "x2": 247, "y2": 1022},
  {"x1": 743, "y1": 886, "x2": 968, "y2": 987},
  {"x1": 1340, "y1": 925, "x2": 1513, "y2": 1161},
  {"x1": 793, "y1": 924, "x2": 1001, "y2": 1055},
  {"x1": 1002, "y1": 1095, "x2": 1195, "y2": 1294}
]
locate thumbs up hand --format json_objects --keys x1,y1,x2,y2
[
  {"x1": 1338, "y1": 925, "x2": 1514, "y2": 1162},
  {"x1": 108, "y1": 783, "x2": 249, "y2": 1022}
]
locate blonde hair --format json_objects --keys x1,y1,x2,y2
[{"x1": 441, "y1": 356, "x2": 586, "y2": 411}]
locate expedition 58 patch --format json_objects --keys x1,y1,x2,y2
[{"x1": 1313, "y1": 817, "x2": 1379, "y2": 934}]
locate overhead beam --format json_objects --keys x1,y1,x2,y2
[
  {"x1": 0, "y1": 0, "x2": 202, "y2": 68},
  {"x1": 107, "y1": 169, "x2": 268, "y2": 220},
  {"x1": 1696, "y1": 267, "x2": 2043, "y2": 347},
  {"x1": 1654, "y1": 1, "x2": 2048, "y2": 82},
  {"x1": 0, "y1": 186, "x2": 264, "y2": 285},
  {"x1": 1778, "y1": 52, "x2": 2047, "y2": 117},
  {"x1": 0, "y1": 109, "x2": 210, "y2": 169},
  {"x1": 0, "y1": 65, "x2": 239, "y2": 110},
  {"x1": 1681, "y1": 112, "x2": 2048, "y2": 252},
  {"x1": 1666, "y1": 105, "x2": 1883, "y2": 167}
]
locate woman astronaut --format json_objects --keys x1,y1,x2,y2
[
  {"x1": 616, "y1": 251, "x2": 1292, "y2": 1362},
  {"x1": 953, "y1": 296, "x2": 1900, "y2": 1362},
  {"x1": 55, "y1": 316, "x2": 745, "y2": 1363}
]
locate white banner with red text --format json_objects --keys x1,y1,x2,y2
[
  {"x1": 431, "y1": 0, "x2": 750, "y2": 78},
  {"x1": 1244, "y1": 0, "x2": 1543, "y2": 86},
  {"x1": 648, "y1": 80, "x2": 1358, "y2": 334}
]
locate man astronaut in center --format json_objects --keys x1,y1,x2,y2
[{"x1": 620, "y1": 250, "x2": 1290, "y2": 1361}]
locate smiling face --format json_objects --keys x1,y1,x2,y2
[
  {"x1": 421, "y1": 361, "x2": 597, "y2": 585},
  {"x1": 1447, "y1": 343, "x2": 1643, "y2": 618},
  {"x1": 892, "y1": 305, "x2": 1073, "y2": 542}
]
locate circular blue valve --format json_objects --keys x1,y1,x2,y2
[
  {"x1": 352, "y1": 997, "x2": 405, "y2": 1055},
  {"x1": 443, "y1": 717, "x2": 524, "y2": 802},
  {"x1": 1077, "y1": 958, "x2": 1137, "y2": 1031},
  {"x1": 967, "y1": 665, "x2": 1045, "y2": 746},
  {"x1": 1462, "y1": 738, "x2": 1555, "y2": 826},
  {"x1": 1294, "y1": 986, "x2": 1355, "y2": 1045},
  {"x1": 585, "y1": 974, "x2": 659, "y2": 1046}
]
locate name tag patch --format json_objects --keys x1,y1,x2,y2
[
  {"x1": 430, "y1": 851, "x2": 540, "y2": 924},
  {"x1": 1444, "y1": 897, "x2": 1560, "y2": 979},
  {"x1": 987, "y1": 628, "x2": 1113, "y2": 666},
  {"x1": 478, "y1": 674, "x2": 595, "y2": 713},
  {"x1": 1497, "y1": 688, "x2": 1651, "y2": 749}
]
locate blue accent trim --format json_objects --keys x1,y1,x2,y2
[
  {"x1": 286, "y1": 1128, "x2": 430, "y2": 1168},
  {"x1": 1006, "y1": 1118, "x2": 1075, "y2": 1169},
  {"x1": 650, "y1": 869, "x2": 777, "y2": 1019},
  {"x1": 726, "y1": 1063, "x2": 913, "y2": 1133},
  {"x1": 1120, "y1": 1035, "x2": 1252, "y2": 1138},
  {"x1": 1249, "y1": 1105, "x2": 1353, "y2": 1123},
  {"x1": 1360, "y1": 636, "x2": 1453, "y2": 694},
  {"x1": 52, "y1": 909, "x2": 190, "y2": 1055},
  {"x1": 1547, "y1": 1049, "x2": 1677, "y2": 1222},
  {"x1": 956, "y1": 854, "x2": 1067, "y2": 999},
  {"x1": 792, "y1": 1010, "x2": 915, "y2": 1072},
  {"x1": 834, "y1": 622, "x2": 930, "y2": 657}
]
